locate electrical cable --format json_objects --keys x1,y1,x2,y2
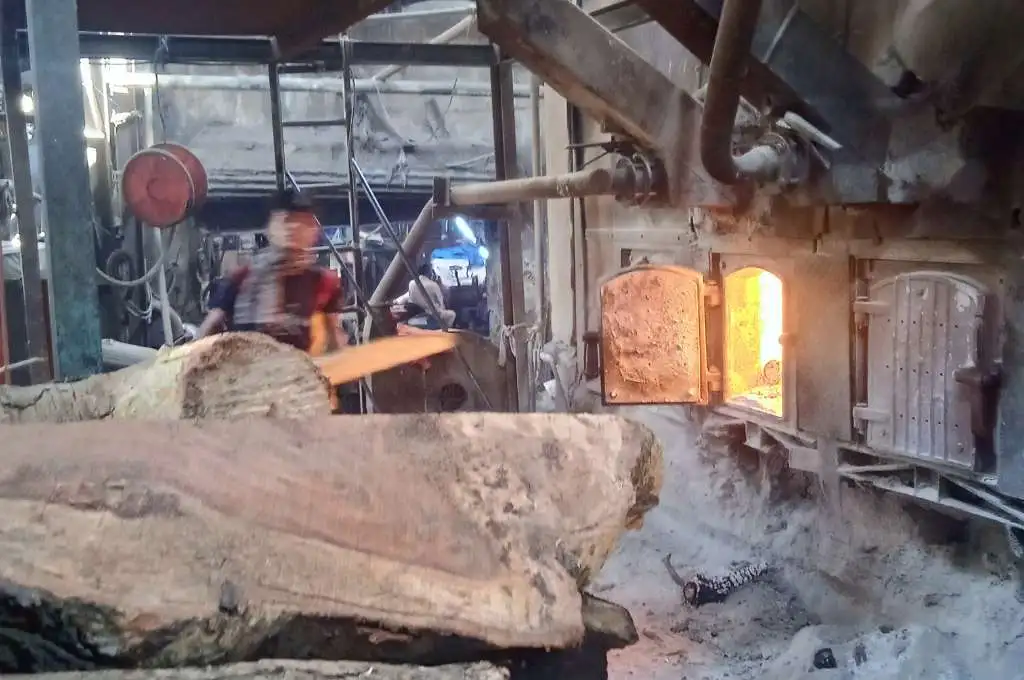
[{"x1": 96, "y1": 225, "x2": 177, "y2": 287}]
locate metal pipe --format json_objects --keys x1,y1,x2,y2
[
  {"x1": 364, "y1": 4, "x2": 474, "y2": 22},
  {"x1": 268, "y1": 63, "x2": 287, "y2": 192},
  {"x1": 368, "y1": 199, "x2": 443, "y2": 305},
  {"x1": 102, "y1": 72, "x2": 533, "y2": 98},
  {"x1": 371, "y1": 14, "x2": 476, "y2": 83},
  {"x1": 529, "y1": 75, "x2": 546, "y2": 342},
  {"x1": 154, "y1": 230, "x2": 175, "y2": 347},
  {"x1": 101, "y1": 338, "x2": 157, "y2": 368},
  {"x1": 0, "y1": 356, "x2": 45, "y2": 376},
  {"x1": 700, "y1": 0, "x2": 777, "y2": 185},
  {"x1": 341, "y1": 37, "x2": 368, "y2": 415},
  {"x1": 1, "y1": 8, "x2": 49, "y2": 383},
  {"x1": 447, "y1": 165, "x2": 635, "y2": 207},
  {"x1": 351, "y1": 159, "x2": 492, "y2": 410}
]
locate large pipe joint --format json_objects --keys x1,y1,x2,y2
[
  {"x1": 612, "y1": 152, "x2": 666, "y2": 207},
  {"x1": 733, "y1": 131, "x2": 809, "y2": 186}
]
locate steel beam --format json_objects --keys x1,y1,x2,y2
[
  {"x1": 476, "y1": 0, "x2": 729, "y2": 207},
  {"x1": 25, "y1": 0, "x2": 102, "y2": 379},
  {"x1": 0, "y1": 1, "x2": 49, "y2": 383},
  {"x1": 273, "y1": 0, "x2": 393, "y2": 59},
  {"x1": 17, "y1": 33, "x2": 498, "y2": 68},
  {"x1": 267, "y1": 64, "x2": 287, "y2": 193},
  {"x1": 591, "y1": 1, "x2": 653, "y2": 33},
  {"x1": 633, "y1": 0, "x2": 897, "y2": 161},
  {"x1": 490, "y1": 54, "x2": 528, "y2": 412}
]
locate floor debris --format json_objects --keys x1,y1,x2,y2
[{"x1": 591, "y1": 406, "x2": 1024, "y2": 680}]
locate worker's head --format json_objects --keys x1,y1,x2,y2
[
  {"x1": 266, "y1": 189, "x2": 320, "y2": 252},
  {"x1": 417, "y1": 262, "x2": 435, "y2": 279}
]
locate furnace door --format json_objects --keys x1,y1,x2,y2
[
  {"x1": 855, "y1": 271, "x2": 989, "y2": 469},
  {"x1": 599, "y1": 264, "x2": 715, "y2": 405}
]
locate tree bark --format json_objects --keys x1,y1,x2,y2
[
  {"x1": 16, "y1": 660, "x2": 509, "y2": 680},
  {"x1": 0, "y1": 333, "x2": 333, "y2": 423},
  {"x1": 0, "y1": 413, "x2": 661, "y2": 670}
]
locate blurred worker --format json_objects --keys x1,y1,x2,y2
[
  {"x1": 196, "y1": 189, "x2": 347, "y2": 354},
  {"x1": 395, "y1": 262, "x2": 456, "y2": 329}
]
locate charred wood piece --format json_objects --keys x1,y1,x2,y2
[{"x1": 661, "y1": 554, "x2": 769, "y2": 607}]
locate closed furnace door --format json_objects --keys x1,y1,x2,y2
[
  {"x1": 600, "y1": 264, "x2": 710, "y2": 405},
  {"x1": 856, "y1": 271, "x2": 987, "y2": 469}
]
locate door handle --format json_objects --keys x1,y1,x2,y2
[{"x1": 953, "y1": 365, "x2": 1002, "y2": 438}]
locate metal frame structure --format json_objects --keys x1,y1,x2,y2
[
  {"x1": 265, "y1": 32, "x2": 506, "y2": 413},
  {"x1": 0, "y1": 0, "x2": 513, "y2": 412}
]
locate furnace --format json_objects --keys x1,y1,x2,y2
[
  {"x1": 598, "y1": 259, "x2": 790, "y2": 418},
  {"x1": 723, "y1": 267, "x2": 784, "y2": 418}
]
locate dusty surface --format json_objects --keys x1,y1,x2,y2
[
  {"x1": 20, "y1": 660, "x2": 509, "y2": 680},
  {"x1": 596, "y1": 406, "x2": 1024, "y2": 680},
  {"x1": 0, "y1": 413, "x2": 659, "y2": 664}
]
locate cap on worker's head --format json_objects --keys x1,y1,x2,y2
[{"x1": 270, "y1": 187, "x2": 315, "y2": 215}]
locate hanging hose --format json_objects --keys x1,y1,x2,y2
[{"x1": 96, "y1": 225, "x2": 177, "y2": 288}]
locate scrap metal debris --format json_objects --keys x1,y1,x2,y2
[
  {"x1": 813, "y1": 647, "x2": 838, "y2": 669},
  {"x1": 662, "y1": 553, "x2": 770, "y2": 607}
]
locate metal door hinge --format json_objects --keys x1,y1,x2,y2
[
  {"x1": 707, "y1": 366, "x2": 723, "y2": 393},
  {"x1": 704, "y1": 281, "x2": 722, "y2": 307}
]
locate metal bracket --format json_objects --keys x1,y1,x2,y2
[{"x1": 704, "y1": 281, "x2": 722, "y2": 307}]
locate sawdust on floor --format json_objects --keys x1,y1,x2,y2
[{"x1": 593, "y1": 406, "x2": 1024, "y2": 680}]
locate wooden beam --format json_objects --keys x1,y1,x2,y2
[
  {"x1": 0, "y1": 413, "x2": 661, "y2": 667},
  {"x1": 476, "y1": 0, "x2": 731, "y2": 207}
]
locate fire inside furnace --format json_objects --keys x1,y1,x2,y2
[{"x1": 724, "y1": 268, "x2": 784, "y2": 417}]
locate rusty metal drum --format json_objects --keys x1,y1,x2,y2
[{"x1": 121, "y1": 142, "x2": 208, "y2": 228}]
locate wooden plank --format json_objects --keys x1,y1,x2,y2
[
  {"x1": 0, "y1": 413, "x2": 661, "y2": 667},
  {"x1": 313, "y1": 334, "x2": 459, "y2": 386}
]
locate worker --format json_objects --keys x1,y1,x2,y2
[
  {"x1": 396, "y1": 262, "x2": 456, "y2": 329},
  {"x1": 195, "y1": 189, "x2": 348, "y2": 354}
]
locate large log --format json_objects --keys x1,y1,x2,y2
[
  {"x1": 18, "y1": 660, "x2": 509, "y2": 680},
  {"x1": 0, "y1": 414, "x2": 661, "y2": 670},
  {"x1": 0, "y1": 333, "x2": 333, "y2": 423}
]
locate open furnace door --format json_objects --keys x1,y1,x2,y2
[{"x1": 600, "y1": 264, "x2": 713, "y2": 405}]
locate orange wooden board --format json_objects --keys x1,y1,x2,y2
[{"x1": 313, "y1": 333, "x2": 460, "y2": 386}]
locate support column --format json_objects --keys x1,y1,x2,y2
[
  {"x1": 26, "y1": 0, "x2": 102, "y2": 379},
  {"x1": 489, "y1": 55, "x2": 528, "y2": 412},
  {"x1": 268, "y1": 63, "x2": 287, "y2": 193},
  {"x1": 0, "y1": 0, "x2": 50, "y2": 383}
]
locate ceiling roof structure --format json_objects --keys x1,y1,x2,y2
[{"x1": 7, "y1": 0, "x2": 394, "y2": 57}]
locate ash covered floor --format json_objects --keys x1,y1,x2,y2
[{"x1": 594, "y1": 406, "x2": 1024, "y2": 679}]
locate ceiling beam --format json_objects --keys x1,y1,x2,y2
[
  {"x1": 274, "y1": 0, "x2": 394, "y2": 59},
  {"x1": 633, "y1": 0, "x2": 898, "y2": 161},
  {"x1": 476, "y1": 0, "x2": 731, "y2": 207}
]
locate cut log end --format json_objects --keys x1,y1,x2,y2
[{"x1": 0, "y1": 333, "x2": 333, "y2": 424}]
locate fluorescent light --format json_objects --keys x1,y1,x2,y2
[
  {"x1": 453, "y1": 215, "x2": 476, "y2": 244},
  {"x1": 478, "y1": 245, "x2": 489, "y2": 260},
  {"x1": 20, "y1": 94, "x2": 33, "y2": 114}
]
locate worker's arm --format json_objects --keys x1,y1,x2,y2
[
  {"x1": 195, "y1": 308, "x2": 227, "y2": 339},
  {"x1": 318, "y1": 270, "x2": 349, "y2": 348},
  {"x1": 196, "y1": 269, "x2": 245, "y2": 339}
]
